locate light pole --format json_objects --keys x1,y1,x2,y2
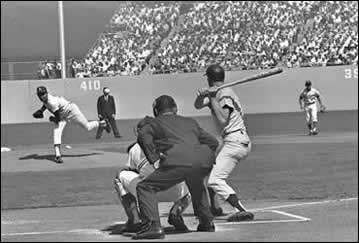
[{"x1": 58, "y1": 1, "x2": 66, "y2": 79}]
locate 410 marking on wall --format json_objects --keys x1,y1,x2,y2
[{"x1": 80, "y1": 80, "x2": 101, "y2": 91}]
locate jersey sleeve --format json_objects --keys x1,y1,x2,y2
[
  {"x1": 299, "y1": 91, "x2": 304, "y2": 99},
  {"x1": 218, "y1": 89, "x2": 235, "y2": 110},
  {"x1": 217, "y1": 89, "x2": 242, "y2": 114},
  {"x1": 46, "y1": 96, "x2": 60, "y2": 113},
  {"x1": 314, "y1": 88, "x2": 321, "y2": 97}
]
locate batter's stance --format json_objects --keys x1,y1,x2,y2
[
  {"x1": 299, "y1": 80, "x2": 326, "y2": 135},
  {"x1": 32, "y1": 86, "x2": 110, "y2": 163},
  {"x1": 194, "y1": 64, "x2": 254, "y2": 222}
]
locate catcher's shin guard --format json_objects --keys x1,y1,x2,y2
[
  {"x1": 169, "y1": 193, "x2": 191, "y2": 216},
  {"x1": 121, "y1": 193, "x2": 140, "y2": 225}
]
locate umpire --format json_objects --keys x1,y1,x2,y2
[
  {"x1": 133, "y1": 95, "x2": 219, "y2": 240},
  {"x1": 95, "y1": 87, "x2": 122, "y2": 139}
]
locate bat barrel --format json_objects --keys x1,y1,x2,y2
[{"x1": 218, "y1": 67, "x2": 283, "y2": 91}]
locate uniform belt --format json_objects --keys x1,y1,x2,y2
[{"x1": 223, "y1": 129, "x2": 246, "y2": 137}]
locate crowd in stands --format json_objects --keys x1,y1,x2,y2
[
  {"x1": 37, "y1": 60, "x2": 62, "y2": 79},
  {"x1": 38, "y1": 1, "x2": 358, "y2": 78},
  {"x1": 286, "y1": 1, "x2": 358, "y2": 67},
  {"x1": 72, "y1": 2, "x2": 181, "y2": 78}
]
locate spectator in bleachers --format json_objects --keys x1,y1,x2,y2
[{"x1": 38, "y1": 1, "x2": 357, "y2": 78}]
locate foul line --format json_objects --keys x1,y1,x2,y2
[
  {"x1": 1, "y1": 229, "x2": 102, "y2": 237},
  {"x1": 249, "y1": 197, "x2": 358, "y2": 212}
]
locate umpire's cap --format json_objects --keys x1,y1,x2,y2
[
  {"x1": 152, "y1": 95, "x2": 177, "y2": 116},
  {"x1": 305, "y1": 80, "x2": 312, "y2": 86},
  {"x1": 205, "y1": 64, "x2": 225, "y2": 82},
  {"x1": 36, "y1": 86, "x2": 48, "y2": 96}
]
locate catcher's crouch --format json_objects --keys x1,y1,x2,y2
[{"x1": 114, "y1": 116, "x2": 223, "y2": 234}]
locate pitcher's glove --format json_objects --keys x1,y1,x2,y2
[
  {"x1": 319, "y1": 105, "x2": 326, "y2": 113},
  {"x1": 49, "y1": 116, "x2": 60, "y2": 124},
  {"x1": 32, "y1": 110, "x2": 44, "y2": 119}
]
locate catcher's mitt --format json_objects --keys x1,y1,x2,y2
[
  {"x1": 32, "y1": 109, "x2": 44, "y2": 119},
  {"x1": 320, "y1": 105, "x2": 326, "y2": 113},
  {"x1": 49, "y1": 116, "x2": 60, "y2": 124}
]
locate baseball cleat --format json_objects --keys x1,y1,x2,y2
[
  {"x1": 211, "y1": 207, "x2": 225, "y2": 217},
  {"x1": 54, "y1": 156, "x2": 63, "y2": 164},
  {"x1": 312, "y1": 128, "x2": 318, "y2": 135},
  {"x1": 227, "y1": 211, "x2": 254, "y2": 222},
  {"x1": 168, "y1": 213, "x2": 189, "y2": 232},
  {"x1": 197, "y1": 221, "x2": 215, "y2": 232}
]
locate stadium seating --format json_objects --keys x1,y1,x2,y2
[{"x1": 38, "y1": 1, "x2": 358, "y2": 78}]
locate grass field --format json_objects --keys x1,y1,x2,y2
[
  {"x1": 1, "y1": 111, "x2": 358, "y2": 241},
  {"x1": 1, "y1": 131, "x2": 357, "y2": 210}
]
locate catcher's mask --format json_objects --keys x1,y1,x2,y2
[{"x1": 152, "y1": 95, "x2": 177, "y2": 117}]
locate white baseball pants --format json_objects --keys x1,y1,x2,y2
[
  {"x1": 304, "y1": 103, "x2": 318, "y2": 123},
  {"x1": 208, "y1": 131, "x2": 251, "y2": 200},
  {"x1": 53, "y1": 103, "x2": 99, "y2": 144},
  {"x1": 118, "y1": 170, "x2": 189, "y2": 202}
]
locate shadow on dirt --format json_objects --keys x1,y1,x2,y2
[
  {"x1": 102, "y1": 223, "x2": 193, "y2": 236},
  {"x1": 18, "y1": 153, "x2": 102, "y2": 163}
]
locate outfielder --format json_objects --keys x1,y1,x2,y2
[
  {"x1": 194, "y1": 64, "x2": 254, "y2": 222},
  {"x1": 299, "y1": 80, "x2": 326, "y2": 135},
  {"x1": 114, "y1": 117, "x2": 191, "y2": 233},
  {"x1": 32, "y1": 86, "x2": 110, "y2": 163}
]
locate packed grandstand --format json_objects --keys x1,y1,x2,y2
[{"x1": 37, "y1": 1, "x2": 358, "y2": 79}]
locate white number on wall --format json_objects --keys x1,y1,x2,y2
[
  {"x1": 344, "y1": 68, "x2": 358, "y2": 79},
  {"x1": 80, "y1": 80, "x2": 101, "y2": 91}
]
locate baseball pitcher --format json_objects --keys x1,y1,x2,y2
[{"x1": 32, "y1": 86, "x2": 110, "y2": 163}]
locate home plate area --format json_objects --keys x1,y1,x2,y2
[{"x1": 102, "y1": 203, "x2": 310, "y2": 237}]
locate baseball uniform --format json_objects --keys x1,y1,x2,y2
[
  {"x1": 299, "y1": 87, "x2": 321, "y2": 124},
  {"x1": 115, "y1": 143, "x2": 189, "y2": 201},
  {"x1": 44, "y1": 94, "x2": 100, "y2": 145},
  {"x1": 207, "y1": 87, "x2": 252, "y2": 201}
]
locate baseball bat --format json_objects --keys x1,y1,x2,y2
[{"x1": 216, "y1": 67, "x2": 283, "y2": 91}]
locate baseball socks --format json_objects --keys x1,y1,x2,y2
[
  {"x1": 307, "y1": 123, "x2": 313, "y2": 135},
  {"x1": 208, "y1": 187, "x2": 224, "y2": 216},
  {"x1": 312, "y1": 122, "x2": 318, "y2": 135},
  {"x1": 54, "y1": 144, "x2": 63, "y2": 163},
  {"x1": 226, "y1": 194, "x2": 246, "y2": 212}
]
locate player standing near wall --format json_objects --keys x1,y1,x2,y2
[
  {"x1": 32, "y1": 86, "x2": 110, "y2": 163},
  {"x1": 299, "y1": 80, "x2": 326, "y2": 135}
]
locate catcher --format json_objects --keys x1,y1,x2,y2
[
  {"x1": 299, "y1": 80, "x2": 326, "y2": 135},
  {"x1": 32, "y1": 86, "x2": 110, "y2": 163}
]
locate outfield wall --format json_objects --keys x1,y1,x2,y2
[{"x1": 1, "y1": 65, "x2": 358, "y2": 125}]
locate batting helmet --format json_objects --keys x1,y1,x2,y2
[
  {"x1": 152, "y1": 95, "x2": 177, "y2": 117},
  {"x1": 36, "y1": 86, "x2": 48, "y2": 96},
  {"x1": 205, "y1": 64, "x2": 225, "y2": 82},
  {"x1": 305, "y1": 80, "x2": 312, "y2": 86}
]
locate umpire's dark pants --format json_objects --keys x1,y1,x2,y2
[
  {"x1": 96, "y1": 115, "x2": 120, "y2": 137},
  {"x1": 136, "y1": 165, "x2": 214, "y2": 226}
]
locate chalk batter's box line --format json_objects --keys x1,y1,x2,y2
[{"x1": 2, "y1": 198, "x2": 357, "y2": 237}]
